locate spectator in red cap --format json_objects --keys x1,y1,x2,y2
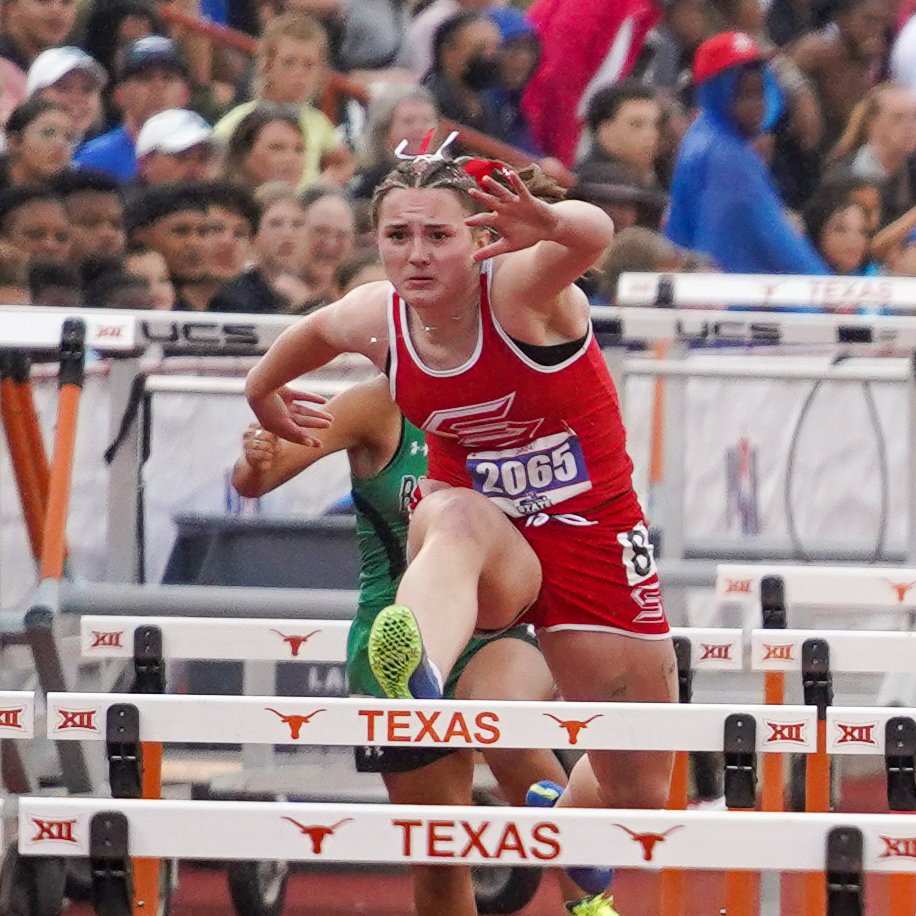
[{"x1": 665, "y1": 31, "x2": 829, "y2": 275}]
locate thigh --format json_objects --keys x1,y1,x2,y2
[
  {"x1": 409, "y1": 486, "x2": 542, "y2": 631},
  {"x1": 383, "y1": 747, "x2": 476, "y2": 805},
  {"x1": 539, "y1": 629, "x2": 676, "y2": 802},
  {"x1": 453, "y1": 632, "x2": 555, "y2": 703}
]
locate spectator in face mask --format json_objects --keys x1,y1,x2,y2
[{"x1": 424, "y1": 12, "x2": 503, "y2": 139}]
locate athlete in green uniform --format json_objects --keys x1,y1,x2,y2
[{"x1": 233, "y1": 375, "x2": 575, "y2": 916}]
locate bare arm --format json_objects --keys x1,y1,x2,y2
[
  {"x1": 233, "y1": 376, "x2": 400, "y2": 497},
  {"x1": 870, "y1": 206, "x2": 916, "y2": 263},
  {"x1": 244, "y1": 283, "x2": 390, "y2": 445}
]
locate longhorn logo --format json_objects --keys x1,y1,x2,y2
[
  {"x1": 266, "y1": 708, "x2": 326, "y2": 739},
  {"x1": 269, "y1": 629, "x2": 322, "y2": 657},
  {"x1": 282, "y1": 817, "x2": 353, "y2": 854},
  {"x1": 885, "y1": 580, "x2": 916, "y2": 604},
  {"x1": 614, "y1": 824, "x2": 684, "y2": 861},
  {"x1": 543, "y1": 714, "x2": 603, "y2": 745}
]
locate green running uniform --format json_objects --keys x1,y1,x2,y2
[{"x1": 346, "y1": 418, "x2": 535, "y2": 699}]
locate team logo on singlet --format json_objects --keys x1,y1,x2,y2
[{"x1": 423, "y1": 394, "x2": 544, "y2": 449}]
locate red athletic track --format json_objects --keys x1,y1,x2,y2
[{"x1": 63, "y1": 773, "x2": 910, "y2": 914}]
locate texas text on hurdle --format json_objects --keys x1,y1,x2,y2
[
  {"x1": 16, "y1": 798, "x2": 916, "y2": 874},
  {"x1": 43, "y1": 694, "x2": 817, "y2": 752}
]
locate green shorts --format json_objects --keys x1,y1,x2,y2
[{"x1": 347, "y1": 612, "x2": 539, "y2": 774}]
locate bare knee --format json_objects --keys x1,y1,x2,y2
[{"x1": 410, "y1": 489, "x2": 498, "y2": 549}]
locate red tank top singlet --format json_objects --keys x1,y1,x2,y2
[{"x1": 388, "y1": 265, "x2": 637, "y2": 520}]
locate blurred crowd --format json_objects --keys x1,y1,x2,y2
[{"x1": 0, "y1": 0, "x2": 913, "y2": 313}]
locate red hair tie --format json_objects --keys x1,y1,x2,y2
[{"x1": 462, "y1": 158, "x2": 510, "y2": 189}]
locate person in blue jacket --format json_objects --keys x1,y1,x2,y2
[{"x1": 666, "y1": 31, "x2": 829, "y2": 275}]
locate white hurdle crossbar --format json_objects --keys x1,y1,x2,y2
[
  {"x1": 751, "y1": 629, "x2": 916, "y2": 672},
  {"x1": 616, "y1": 271, "x2": 916, "y2": 313},
  {"x1": 44, "y1": 694, "x2": 815, "y2": 752},
  {"x1": 16, "y1": 797, "x2": 916, "y2": 873},
  {"x1": 716, "y1": 564, "x2": 916, "y2": 610},
  {"x1": 4, "y1": 304, "x2": 916, "y2": 352},
  {"x1": 0, "y1": 692, "x2": 35, "y2": 739},
  {"x1": 79, "y1": 617, "x2": 744, "y2": 670}
]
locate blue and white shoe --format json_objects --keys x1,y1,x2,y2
[
  {"x1": 527, "y1": 780, "x2": 614, "y2": 895},
  {"x1": 368, "y1": 605, "x2": 442, "y2": 700}
]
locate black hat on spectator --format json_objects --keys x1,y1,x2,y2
[
  {"x1": 119, "y1": 36, "x2": 189, "y2": 82},
  {"x1": 568, "y1": 161, "x2": 669, "y2": 214}
]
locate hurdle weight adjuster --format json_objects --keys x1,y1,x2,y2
[
  {"x1": 89, "y1": 811, "x2": 133, "y2": 916},
  {"x1": 723, "y1": 713, "x2": 757, "y2": 809},
  {"x1": 802, "y1": 639, "x2": 833, "y2": 720},
  {"x1": 672, "y1": 636, "x2": 693, "y2": 705},
  {"x1": 106, "y1": 703, "x2": 142, "y2": 799},
  {"x1": 760, "y1": 575, "x2": 787, "y2": 630},
  {"x1": 132, "y1": 625, "x2": 165, "y2": 695},
  {"x1": 884, "y1": 716, "x2": 916, "y2": 811},
  {"x1": 825, "y1": 826, "x2": 864, "y2": 916}
]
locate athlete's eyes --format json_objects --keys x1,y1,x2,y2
[
  {"x1": 385, "y1": 229, "x2": 408, "y2": 241},
  {"x1": 431, "y1": 230, "x2": 451, "y2": 241}
]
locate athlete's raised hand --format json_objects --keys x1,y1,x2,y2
[
  {"x1": 247, "y1": 385, "x2": 332, "y2": 448},
  {"x1": 465, "y1": 170, "x2": 560, "y2": 262}
]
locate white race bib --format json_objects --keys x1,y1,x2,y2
[{"x1": 467, "y1": 431, "x2": 592, "y2": 518}]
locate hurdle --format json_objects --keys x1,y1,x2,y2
[{"x1": 0, "y1": 693, "x2": 36, "y2": 740}]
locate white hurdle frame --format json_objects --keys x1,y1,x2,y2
[
  {"x1": 44, "y1": 694, "x2": 815, "y2": 753},
  {"x1": 751, "y1": 629, "x2": 916, "y2": 673},
  {"x1": 78, "y1": 617, "x2": 744, "y2": 670},
  {"x1": 16, "y1": 797, "x2": 916, "y2": 873}
]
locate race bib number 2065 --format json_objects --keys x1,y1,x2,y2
[{"x1": 467, "y1": 431, "x2": 592, "y2": 518}]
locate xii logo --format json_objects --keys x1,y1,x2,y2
[
  {"x1": 880, "y1": 836, "x2": 916, "y2": 859},
  {"x1": 761, "y1": 644, "x2": 795, "y2": 662},
  {"x1": 699, "y1": 644, "x2": 732, "y2": 662},
  {"x1": 57, "y1": 709, "x2": 97, "y2": 731},
  {"x1": 90, "y1": 630, "x2": 124, "y2": 649},
  {"x1": 0, "y1": 706, "x2": 24, "y2": 730},
  {"x1": 834, "y1": 723, "x2": 878, "y2": 747},
  {"x1": 764, "y1": 720, "x2": 807, "y2": 744},
  {"x1": 31, "y1": 818, "x2": 78, "y2": 843}
]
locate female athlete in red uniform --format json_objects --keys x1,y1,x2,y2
[{"x1": 246, "y1": 148, "x2": 676, "y2": 916}]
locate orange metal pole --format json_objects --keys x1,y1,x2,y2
[
  {"x1": 803, "y1": 720, "x2": 830, "y2": 916},
  {"x1": 0, "y1": 377, "x2": 47, "y2": 559},
  {"x1": 18, "y1": 376, "x2": 50, "y2": 507},
  {"x1": 761, "y1": 672, "x2": 785, "y2": 813},
  {"x1": 132, "y1": 741, "x2": 163, "y2": 915},
  {"x1": 38, "y1": 381, "x2": 81, "y2": 580},
  {"x1": 660, "y1": 750, "x2": 689, "y2": 914},
  {"x1": 889, "y1": 871, "x2": 915, "y2": 916},
  {"x1": 725, "y1": 868, "x2": 756, "y2": 915}
]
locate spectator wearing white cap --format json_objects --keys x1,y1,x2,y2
[
  {"x1": 74, "y1": 36, "x2": 192, "y2": 181},
  {"x1": 135, "y1": 109, "x2": 216, "y2": 186},
  {"x1": 27, "y1": 47, "x2": 106, "y2": 142}
]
